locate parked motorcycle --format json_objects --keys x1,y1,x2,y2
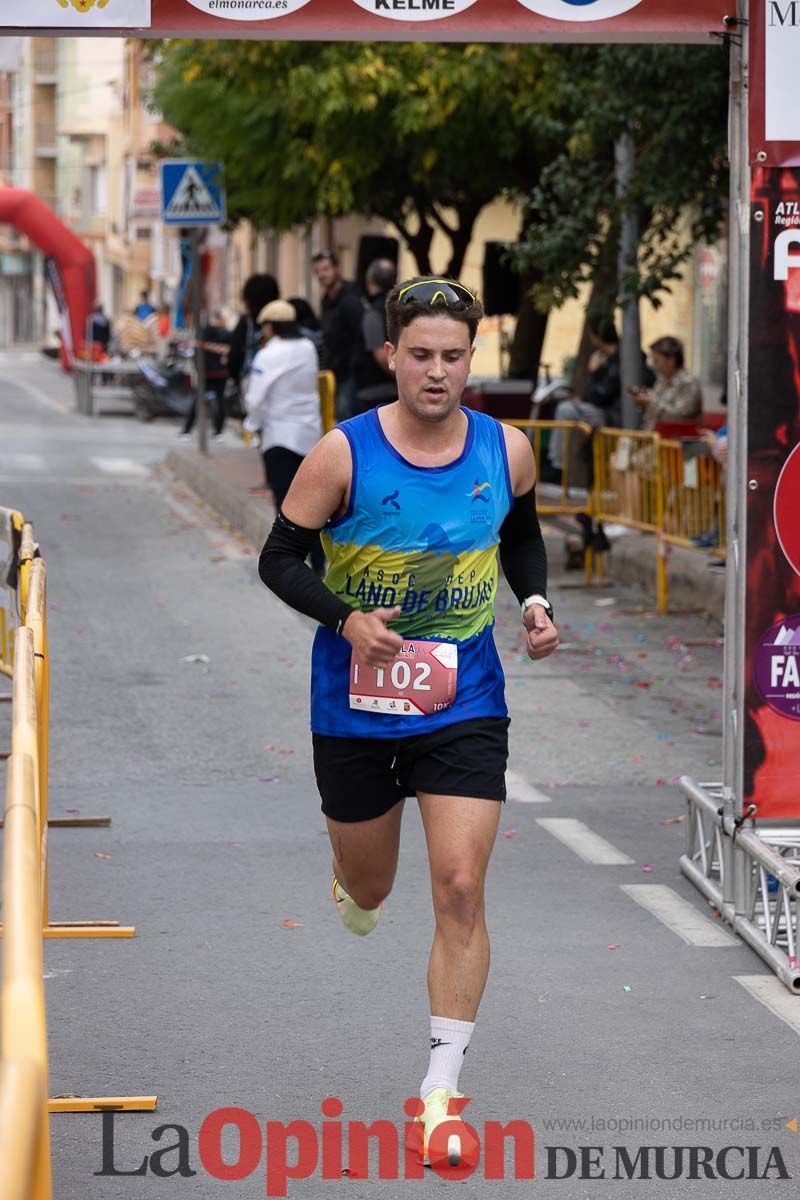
[{"x1": 132, "y1": 346, "x2": 194, "y2": 422}]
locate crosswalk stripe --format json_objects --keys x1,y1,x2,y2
[
  {"x1": 736, "y1": 975, "x2": 800, "y2": 1036},
  {"x1": 621, "y1": 884, "x2": 737, "y2": 946},
  {"x1": 506, "y1": 770, "x2": 552, "y2": 804},
  {"x1": 90, "y1": 457, "x2": 150, "y2": 477},
  {"x1": 535, "y1": 818, "x2": 634, "y2": 865},
  {"x1": 0, "y1": 452, "x2": 46, "y2": 471}
]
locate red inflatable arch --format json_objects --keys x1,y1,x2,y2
[{"x1": 0, "y1": 188, "x2": 95, "y2": 371}]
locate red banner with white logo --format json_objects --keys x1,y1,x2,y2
[
  {"x1": 3, "y1": 0, "x2": 728, "y2": 41},
  {"x1": 745, "y1": 166, "x2": 800, "y2": 818}
]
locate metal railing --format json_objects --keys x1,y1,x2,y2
[{"x1": 659, "y1": 437, "x2": 726, "y2": 552}]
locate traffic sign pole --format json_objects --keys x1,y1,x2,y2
[{"x1": 191, "y1": 230, "x2": 208, "y2": 455}]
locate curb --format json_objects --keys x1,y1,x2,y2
[{"x1": 163, "y1": 448, "x2": 273, "y2": 549}]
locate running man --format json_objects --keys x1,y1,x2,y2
[{"x1": 259, "y1": 276, "x2": 558, "y2": 1167}]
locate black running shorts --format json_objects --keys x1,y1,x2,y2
[{"x1": 313, "y1": 717, "x2": 510, "y2": 824}]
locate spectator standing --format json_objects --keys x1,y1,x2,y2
[
  {"x1": 633, "y1": 336, "x2": 703, "y2": 431},
  {"x1": 87, "y1": 302, "x2": 111, "y2": 358},
  {"x1": 134, "y1": 290, "x2": 156, "y2": 321},
  {"x1": 244, "y1": 299, "x2": 325, "y2": 572},
  {"x1": 227, "y1": 274, "x2": 280, "y2": 406},
  {"x1": 157, "y1": 303, "x2": 171, "y2": 340},
  {"x1": 351, "y1": 258, "x2": 398, "y2": 413},
  {"x1": 180, "y1": 310, "x2": 231, "y2": 439},
  {"x1": 312, "y1": 250, "x2": 363, "y2": 421}
]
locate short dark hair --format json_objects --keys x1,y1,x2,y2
[
  {"x1": 366, "y1": 258, "x2": 397, "y2": 293},
  {"x1": 312, "y1": 250, "x2": 338, "y2": 267},
  {"x1": 385, "y1": 276, "x2": 483, "y2": 346},
  {"x1": 650, "y1": 336, "x2": 685, "y2": 369},
  {"x1": 269, "y1": 320, "x2": 302, "y2": 340},
  {"x1": 288, "y1": 297, "x2": 319, "y2": 331},
  {"x1": 242, "y1": 274, "x2": 279, "y2": 321}
]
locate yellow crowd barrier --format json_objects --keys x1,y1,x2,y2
[
  {"x1": 0, "y1": 508, "x2": 24, "y2": 680},
  {"x1": 502, "y1": 419, "x2": 597, "y2": 585},
  {"x1": 318, "y1": 369, "x2": 336, "y2": 435},
  {"x1": 0, "y1": 508, "x2": 156, "y2": 1200},
  {"x1": 593, "y1": 428, "x2": 667, "y2": 613},
  {"x1": 659, "y1": 437, "x2": 726, "y2": 552},
  {"x1": 0, "y1": 751, "x2": 52, "y2": 1200}
]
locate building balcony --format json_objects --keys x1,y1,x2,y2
[
  {"x1": 33, "y1": 45, "x2": 57, "y2": 82},
  {"x1": 34, "y1": 122, "x2": 57, "y2": 156}
]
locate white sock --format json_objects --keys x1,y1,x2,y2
[{"x1": 420, "y1": 1016, "x2": 474, "y2": 1099}]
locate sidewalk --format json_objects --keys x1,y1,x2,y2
[{"x1": 162, "y1": 442, "x2": 726, "y2": 621}]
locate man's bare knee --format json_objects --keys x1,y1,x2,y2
[{"x1": 432, "y1": 871, "x2": 484, "y2": 930}]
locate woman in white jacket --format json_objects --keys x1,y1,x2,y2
[{"x1": 245, "y1": 299, "x2": 325, "y2": 570}]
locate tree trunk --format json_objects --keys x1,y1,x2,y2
[
  {"x1": 444, "y1": 204, "x2": 481, "y2": 280},
  {"x1": 569, "y1": 235, "x2": 619, "y2": 398},
  {"x1": 508, "y1": 266, "x2": 549, "y2": 382}
]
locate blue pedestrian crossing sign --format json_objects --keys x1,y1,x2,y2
[{"x1": 160, "y1": 160, "x2": 226, "y2": 227}]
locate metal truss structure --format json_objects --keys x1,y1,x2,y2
[{"x1": 680, "y1": 777, "x2": 800, "y2": 993}]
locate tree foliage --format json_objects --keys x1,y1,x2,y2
[
  {"x1": 152, "y1": 40, "x2": 561, "y2": 277},
  {"x1": 509, "y1": 44, "x2": 730, "y2": 315}
]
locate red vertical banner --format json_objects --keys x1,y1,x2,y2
[{"x1": 745, "y1": 167, "x2": 800, "y2": 816}]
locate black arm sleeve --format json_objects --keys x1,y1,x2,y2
[
  {"x1": 498, "y1": 486, "x2": 548, "y2": 605},
  {"x1": 258, "y1": 511, "x2": 353, "y2": 635}
]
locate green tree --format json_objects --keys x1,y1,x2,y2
[
  {"x1": 510, "y1": 44, "x2": 729, "y2": 323},
  {"x1": 152, "y1": 40, "x2": 559, "y2": 280}
]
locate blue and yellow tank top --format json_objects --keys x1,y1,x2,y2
[{"x1": 310, "y1": 406, "x2": 514, "y2": 737}]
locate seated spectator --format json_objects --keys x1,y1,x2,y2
[
  {"x1": 633, "y1": 336, "x2": 702, "y2": 431},
  {"x1": 549, "y1": 316, "x2": 623, "y2": 472}
]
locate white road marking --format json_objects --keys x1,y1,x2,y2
[
  {"x1": 506, "y1": 770, "x2": 552, "y2": 804},
  {"x1": 736, "y1": 975, "x2": 800, "y2": 1036},
  {"x1": 535, "y1": 818, "x2": 634, "y2": 865},
  {"x1": 90, "y1": 457, "x2": 150, "y2": 477},
  {"x1": 621, "y1": 884, "x2": 737, "y2": 947},
  {"x1": 0, "y1": 452, "x2": 46, "y2": 471}
]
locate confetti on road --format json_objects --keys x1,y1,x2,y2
[
  {"x1": 258, "y1": 776, "x2": 281, "y2": 783},
  {"x1": 623, "y1": 985, "x2": 632, "y2": 993},
  {"x1": 94, "y1": 851, "x2": 112, "y2": 861},
  {"x1": 659, "y1": 815, "x2": 686, "y2": 825},
  {"x1": 504, "y1": 828, "x2": 519, "y2": 839},
  {"x1": 181, "y1": 654, "x2": 210, "y2": 664},
  {"x1": 642, "y1": 864, "x2": 653, "y2": 873},
  {"x1": 608, "y1": 944, "x2": 620, "y2": 951},
  {"x1": 282, "y1": 919, "x2": 303, "y2": 928},
  {"x1": 65, "y1": 808, "x2": 80, "y2": 815}
]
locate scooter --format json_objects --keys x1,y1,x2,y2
[{"x1": 132, "y1": 345, "x2": 194, "y2": 422}]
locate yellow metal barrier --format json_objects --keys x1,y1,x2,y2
[
  {"x1": 0, "y1": 749, "x2": 52, "y2": 1200},
  {"x1": 318, "y1": 369, "x2": 336, "y2": 435},
  {"x1": 593, "y1": 427, "x2": 668, "y2": 613},
  {"x1": 0, "y1": 507, "x2": 24, "y2": 680},
  {"x1": 659, "y1": 438, "x2": 726, "y2": 552},
  {"x1": 503, "y1": 419, "x2": 597, "y2": 585}
]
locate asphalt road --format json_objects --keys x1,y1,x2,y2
[{"x1": 1, "y1": 352, "x2": 798, "y2": 1198}]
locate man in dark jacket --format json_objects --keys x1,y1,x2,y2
[
  {"x1": 312, "y1": 250, "x2": 363, "y2": 421},
  {"x1": 351, "y1": 258, "x2": 398, "y2": 413}
]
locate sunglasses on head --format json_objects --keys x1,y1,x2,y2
[{"x1": 396, "y1": 278, "x2": 477, "y2": 307}]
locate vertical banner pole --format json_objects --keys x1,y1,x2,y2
[{"x1": 723, "y1": 0, "x2": 749, "y2": 836}]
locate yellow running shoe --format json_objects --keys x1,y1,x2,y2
[
  {"x1": 331, "y1": 876, "x2": 381, "y2": 937},
  {"x1": 415, "y1": 1087, "x2": 467, "y2": 1168}
]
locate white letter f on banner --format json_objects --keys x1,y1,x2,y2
[{"x1": 774, "y1": 230, "x2": 800, "y2": 280}]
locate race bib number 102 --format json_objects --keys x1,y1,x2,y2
[{"x1": 349, "y1": 641, "x2": 457, "y2": 717}]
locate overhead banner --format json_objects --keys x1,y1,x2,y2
[
  {"x1": 750, "y1": 0, "x2": 800, "y2": 166},
  {"x1": 2, "y1": 0, "x2": 151, "y2": 27},
  {"x1": 745, "y1": 167, "x2": 800, "y2": 818},
  {"x1": 1, "y1": 0, "x2": 728, "y2": 41}
]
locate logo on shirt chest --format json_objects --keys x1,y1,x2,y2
[{"x1": 468, "y1": 478, "x2": 493, "y2": 524}]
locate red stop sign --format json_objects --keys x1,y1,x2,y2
[{"x1": 775, "y1": 442, "x2": 800, "y2": 577}]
